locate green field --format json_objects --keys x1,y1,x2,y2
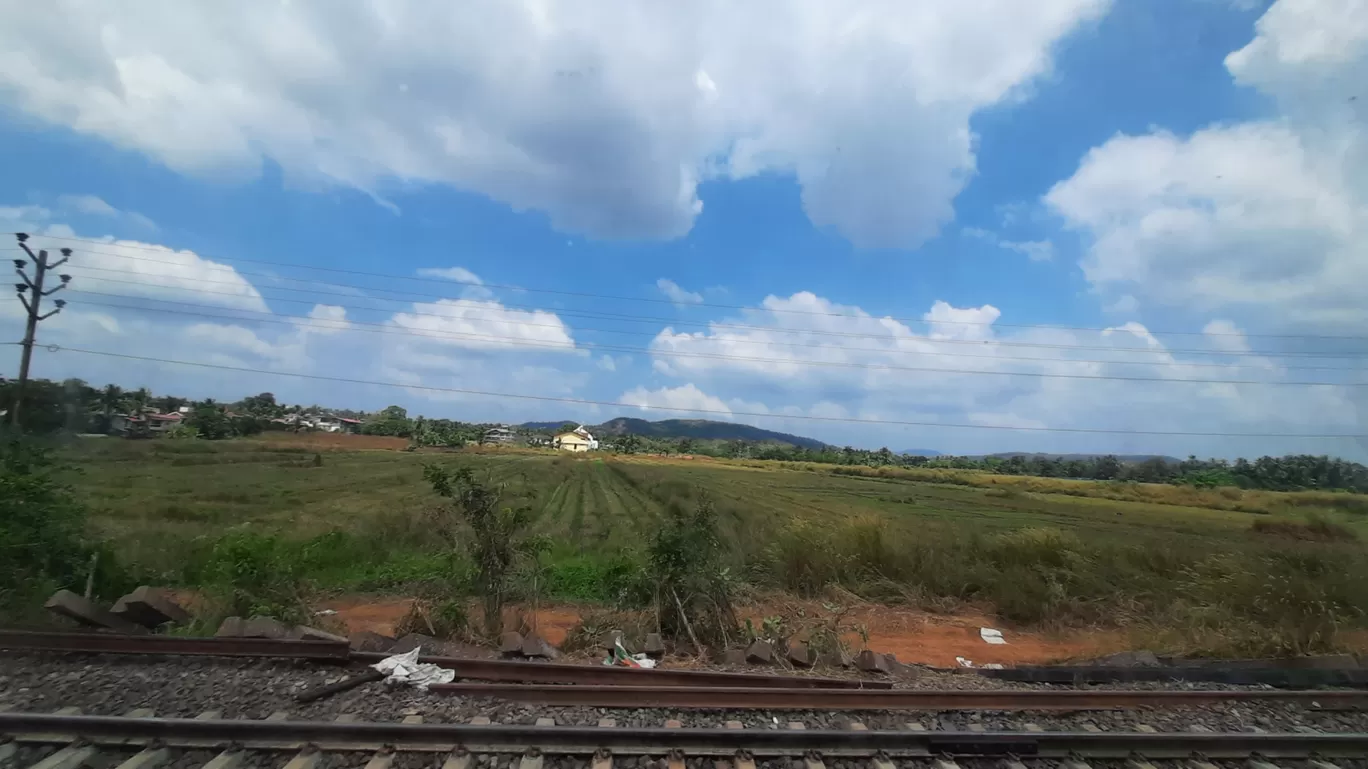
[{"x1": 62, "y1": 435, "x2": 1368, "y2": 655}]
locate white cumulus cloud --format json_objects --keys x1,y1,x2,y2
[
  {"x1": 657, "y1": 278, "x2": 704, "y2": 305},
  {"x1": 0, "y1": 0, "x2": 1107, "y2": 247},
  {"x1": 1046, "y1": 0, "x2": 1368, "y2": 332},
  {"x1": 619, "y1": 383, "x2": 734, "y2": 415}
]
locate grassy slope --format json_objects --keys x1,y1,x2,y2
[
  {"x1": 75, "y1": 436, "x2": 1294, "y2": 569},
  {"x1": 66, "y1": 436, "x2": 1368, "y2": 654}
]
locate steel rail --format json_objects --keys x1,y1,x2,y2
[
  {"x1": 349, "y1": 652, "x2": 890, "y2": 690},
  {"x1": 427, "y1": 683, "x2": 1368, "y2": 710},
  {"x1": 979, "y1": 665, "x2": 1368, "y2": 688},
  {"x1": 0, "y1": 630, "x2": 888, "y2": 690},
  {"x1": 0, "y1": 630, "x2": 351, "y2": 661},
  {"x1": 2, "y1": 713, "x2": 1366, "y2": 758}
]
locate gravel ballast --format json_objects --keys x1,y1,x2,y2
[{"x1": 2, "y1": 653, "x2": 1366, "y2": 737}]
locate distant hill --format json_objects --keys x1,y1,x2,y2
[
  {"x1": 596, "y1": 417, "x2": 829, "y2": 450},
  {"x1": 519, "y1": 421, "x2": 575, "y2": 431},
  {"x1": 977, "y1": 452, "x2": 1181, "y2": 463},
  {"x1": 899, "y1": 449, "x2": 943, "y2": 457},
  {"x1": 521, "y1": 417, "x2": 828, "y2": 450}
]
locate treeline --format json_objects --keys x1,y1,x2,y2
[{"x1": 604, "y1": 435, "x2": 1368, "y2": 494}]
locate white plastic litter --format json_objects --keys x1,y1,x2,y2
[
  {"x1": 955, "y1": 656, "x2": 1005, "y2": 670},
  {"x1": 314, "y1": 609, "x2": 338, "y2": 616},
  {"x1": 370, "y1": 646, "x2": 456, "y2": 691},
  {"x1": 979, "y1": 627, "x2": 1006, "y2": 645},
  {"x1": 631, "y1": 653, "x2": 657, "y2": 669}
]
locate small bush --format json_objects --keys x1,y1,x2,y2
[
  {"x1": 1250, "y1": 515, "x2": 1358, "y2": 543},
  {"x1": 648, "y1": 494, "x2": 738, "y2": 650},
  {"x1": 0, "y1": 434, "x2": 129, "y2": 619}
]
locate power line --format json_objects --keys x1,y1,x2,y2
[
  {"x1": 68, "y1": 293, "x2": 1368, "y2": 385},
  {"x1": 62, "y1": 267, "x2": 1368, "y2": 360},
  {"x1": 41, "y1": 344, "x2": 1366, "y2": 438},
  {"x1": 9, "y1": 234, "x2": 1366, "y2": 342},
  {"x1": 67, "y1": 289, "x2": 1365, "y2": 374}
]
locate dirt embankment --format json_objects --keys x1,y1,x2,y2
[{"x1": 318, "y1": 596, "x2": 1123, "y2": 667}]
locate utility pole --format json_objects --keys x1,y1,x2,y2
[{"x1": 10, "y1": 232, "x2": 71, "y2": 427}]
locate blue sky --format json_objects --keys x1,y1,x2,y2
[{"x1": 1, "y1": 0, "x2": 1364, "y2": 459}]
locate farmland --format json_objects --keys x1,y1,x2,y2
[{"x1": 60, "y1": 434, "x2": 1368, "y2": 656}]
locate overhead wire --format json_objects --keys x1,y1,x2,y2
[
  {"x1": 52, "y1": 264, "x2": 1368, "y2": 360},
  {"x1": 7, "y1": 234, "x2": 1367, "y2": 342},
  {"x1": 68, "y1": 291, "x2": 1368, "y2": 382},
  {"x1": 39, "y1": 344, "x2": 1367, "y2": 439}
]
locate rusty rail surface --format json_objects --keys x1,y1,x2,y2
[
  {"x1": 350, "y1": 651, "x2": 891, "y2": 689},
  {"x1": 427, "y1": 682, "x2": 1368, "y2": 710},
  {"x1": 0, "y1": 630, "x2": 888, "y2": 690},
  {"x1": 0, "y1": 629, "x2": 351, "y2": 661},
  {"x1": 4, "y1": 712, "x2": 1367, "y2": 758}
]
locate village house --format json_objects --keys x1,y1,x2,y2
[
  {"x1": 482, "y1": 426, "x2": 518, "y2": 446},
  {"x1": 553, "y1": 425, "x2": 598, "y2": 452}
]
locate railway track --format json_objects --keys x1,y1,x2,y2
[{"x1": 3, "y1": 710, "x2": 1367, "y2": 764}]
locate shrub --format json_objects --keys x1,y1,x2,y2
[
  {"x1": 188, "y1": 528, "x2": 309, "y2": 623},
  {"x1": 0, "y1": 434, "x2": 126, "y2": 618},
  {"x1": 648, "y1": 494, "x2": 738, "y2": 650},
  {"x1": 423, "y1": 464, "x2": 539, "y2": 636},
  {"x1": 1250, "y1": 514, "x2": 1358, "y2": 543}
]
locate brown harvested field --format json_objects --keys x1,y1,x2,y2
[{"x1": 253, "y1": 431, "x2": 410, "y2": 450}]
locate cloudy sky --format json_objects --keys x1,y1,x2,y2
[{"x1": 0, "y1": 0, "x2": 1364, "y2": 459}]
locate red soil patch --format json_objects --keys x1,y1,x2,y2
[
  {"x1": 319, "y1": 595, "x2": 1123, "y2": 665},
  {"x1": 321, "y1": 597, "x2": 415, "y2": 635},
  {"x1": 843, "y1": 605, "x2": 1122, "y2": 668}
]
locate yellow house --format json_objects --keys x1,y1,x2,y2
[{"x1": 554, "y1": 426, "x2": 598, "y2": 452}]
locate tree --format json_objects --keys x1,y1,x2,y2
[
  {"x1": 238, "y1": 392, "x2": 279, "y2": 417},
  {"x1": 363, "y1": 405, "x2": 414, "y2": 437},
  {"x1": 187, "y1": 402, "x2": 232, "y2": 440},
  {"x1": 1093, "y1": 455, "x2": 1123, "y2": 481},
  {"x1": 157, "y1": 395, "x2": 186, "y2": 414},
  {"x1": 423, "y1": 465, "x2": 538, "y2": 636}
]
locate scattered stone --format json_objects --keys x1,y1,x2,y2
[
  {"x1": 215, "y1": 616, "x2": 246, "y2": 637},
  {"x1": 719, "y1": 649, "x2": 746, "y2": 666},
  {"x1": 887, "y1": 659, "x2": 924, "y2": 679},
  {"x1": 522, "y1": 634, "x2": 560, "y2": 659},
  {"x1": 240, "y1": 616, "x2": 290, "y2": 639},
  {"x1": 786, "y1": 642, "x2": 812, "y2": 668},
  {"x1": 294, "y1": 626, "x2": 347, "y2": 644},
  {"x1": 109, "y1": 586, "x2": 190, "y2": 629},
  {"x1": 1092, "y1": 650, "x2": 1161, "y2": 667},
  {"x1": 389, "y1": 633, "x2": 434, "y2": 654},
  {"x1": 745, "y1": 640, "x2": 773, "y2": 665},
  {"x1": 643, "y1": 633, "x2": 666, "y2": 659},
  {"x1": 854, "y1": 650, "x2": 890, "y2": 674},
  {"x1": 347, "y1": 631, "x2": 394, "y2": 652},
  {"x1": 44, "y1": 590, "x2": 146, "y2": 634},
  {"x1": 500, "y1": 631, "x2": 525, "y2": 656},
  {"x1": 600, "y1": 630, "x2": 624, "y2": 651}
]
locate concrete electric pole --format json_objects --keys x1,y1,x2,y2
[{"x1": 10, "y1": 232, "x2": 71, "y2": 427}]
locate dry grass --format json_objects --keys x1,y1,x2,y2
[{"x1": 815, "y1": 463, "x2": 1368, "y2": 517}]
